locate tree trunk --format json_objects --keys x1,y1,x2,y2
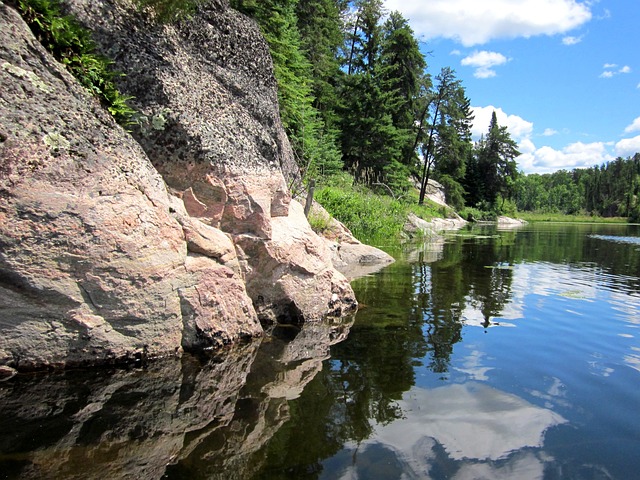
[{"x1": 418, "y1": 99, "x2": 440, "y2": 204}]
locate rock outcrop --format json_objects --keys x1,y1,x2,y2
[{"x1": 0, "y1": 0, "x2": 359, "y2": 370}]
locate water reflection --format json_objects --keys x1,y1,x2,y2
[
  {"x1": 0, "y1": 318, "x2": 353, "y2": 480},
  {"x1": 2, "y1": 224, "x2": 640, "y2": 479},
  {"x1": 331, "y1": 383, "x2": 565, "y2": 479}
]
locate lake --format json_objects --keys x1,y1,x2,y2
[{"x1": 1, "y1": 222, "x2": 640, "y2": 479}]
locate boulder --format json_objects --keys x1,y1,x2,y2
[
  {"x1": 0, "y1": 0, "x2": 357, "y2": 370},
  {"x1": 0, "y1": 2, "x2": 261, "y2": 369},
  {"x1": 60, "y1": 0, "x2": 357, "y2": 324}
]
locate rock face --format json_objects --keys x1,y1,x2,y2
[{"x1": 0, "y1": 0, "x2": 357, "y2": 370}]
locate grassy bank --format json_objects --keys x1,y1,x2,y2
[
  {"x1": 310, "y1": 174, "x2": 634, "y2": 246},
  {"x1": 310, "y1": 174, "x2": 453, "y2": 244},
  {"x1": 517, "y1": 212, "x2": 629, "y2": 223}
]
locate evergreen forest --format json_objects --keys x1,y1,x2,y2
[{"x1": 231, "y1": 0, "x2": 640, "y2": 222}]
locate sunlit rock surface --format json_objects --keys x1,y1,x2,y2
[
  {"x1": 0, "y1": 0, "x2": 360, "y2": 369},
  {"x1": 0, "y1": 2, "x2": 262, "y2": 369}
]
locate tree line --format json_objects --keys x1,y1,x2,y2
[
  {"x1": 230, "y1": 0, "x2": 639, "y2": 219},
  {"x1": 514, "y1": 154, "x2": 640, "y2": 220},
  {"x1": 230, "y1": 0, "x2": 520, "y2": 211}
]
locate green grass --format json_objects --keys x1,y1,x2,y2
[
  {"x1": 313, "y1": 174, "x2": 449, "y2": 244},
  {"x1": 517, "y1": 212, "x2": 629, "y2": 223}
]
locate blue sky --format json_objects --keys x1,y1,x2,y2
[{"x1": 383, "y1": 0, "x2": 640, "y2": 174}]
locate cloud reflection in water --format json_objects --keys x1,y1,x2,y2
[{"x1": 331, "y1": 382, "x2": 566, "y2": 479}]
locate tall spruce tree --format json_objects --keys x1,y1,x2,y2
[
  {"x1": 466, "y1": 111, "x2": 520, "y2": 208},
  {"x1": 379, "y1": 11, "x2": 426, "y2": 170}
]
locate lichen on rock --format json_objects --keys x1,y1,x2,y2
[{"x1": 0, "y1": 0, "x2": 365, "y2": 371}]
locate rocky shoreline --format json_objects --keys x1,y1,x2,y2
[{"x1": 0, "y1": 0, "x2": 391, "y2": 372}]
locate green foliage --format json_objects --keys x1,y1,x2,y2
[
  {"x1": 314, "y1": 176, "x2": 441, "y2": 243},
  {"x1": 459, "y1": 206, "x2": 494, "y2": 222},
  {"x1": 306, "y1": 209, "x2": 332, "y2": 234},
  {"x1": 437, "y1": 174, "x2": 466, "y2": 211},
  {"x1": 517, "y1": 212, "x2": 628, "y2": 223},
  {"x1": 315, "y1": 184, "x2": 404, "y2": 242},
  {"x1": 465, "y1": 111, "x2": 520, "y2": 208},
  {"x1": 514, "y1": 154, "x2": 640, "y2": 220},
  {"x1": 16, "y1": 0, "x2": 135, "y2": 125},
  {"x1": 418, "y1": 67, "x2": 473, "y2": 206}
]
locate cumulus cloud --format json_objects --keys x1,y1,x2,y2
[
  {"x1": 383, "y1": 0, "x2": 592, "y2": 46},
  {"x1": 600, "y1": 64, "x2": 632, "y2": 78},
  {"x1": 461, "y1": 51, "x2": 510, "y2": 78},
  {"x1": 519, "y1": 141, "x2": 614, "y2": 174},
  {"x1": 616, "y1": 135, "x2": 640, "y2": 157},
  {"x1": 471, "y1": 106, "x2": 618, "y2": 173},
  {"x1": 543, "y1": 128, "x2": 559, "y2": 136},
  {"x1": 471, "y1": 106, "x2": 533, "y2": 142},
  {"x1": 624, "y1": 117, "x2": 640, "y2": 134}
]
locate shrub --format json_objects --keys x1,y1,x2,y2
[{"x1": 16, "y1": 0, "x2": 136, "y2": 125}]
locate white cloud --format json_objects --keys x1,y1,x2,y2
[
  {"x1": 601, "y1": 64, "x2": 632, "y2": 78},
  {"x1": 450, "y1": 49, "x2": 462, "y2": 56},
  {"x1": 471, "y1": 106, "x2": 533, "y2": 142},
  {"x1": 562, "y1": 35, "x2": 583, "y2": 45},
  {"x1": 383, "y1": 0, "x2": 592, "y2": 46},
  {"x1": 624, "y1": 117, "x2": 640, "y2": 134},
  {"x1": 461, "y1": 51, "x2": 510, "y2": 78},
  {"x1": 470, "y1": 105, "x2": 621, "y2": 173},
  {"x1": 616, "y1": 135, "x2": 640, "y2": 157},
  {"x1": 519, "y1": 141, "x2": 614, "y2": 173}
]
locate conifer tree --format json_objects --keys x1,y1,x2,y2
[
  {"x1": 466, "y1": 111, "x2": 520, "y2": 208},
  {"x1": 418, "y1": 68, "x2": 471, "y2": 205},
  {"x1": 379, "y1": 11, "x2": 426, "y2": 170}
]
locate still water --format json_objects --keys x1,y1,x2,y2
[{"x1": 1, "y1": 223, "x2": 640, "y2": 479}]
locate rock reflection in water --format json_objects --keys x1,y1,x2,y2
[{"x1": 0, "y1": 318, "x2": 354, "y2": 480}]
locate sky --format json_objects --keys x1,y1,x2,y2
[{"x1": 382, "y1": 0, "x2": 640, "y2": 174}]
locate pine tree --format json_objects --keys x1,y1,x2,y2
[{"x1": 418, "y1": 68, "x2": 471, "y2": 205}]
